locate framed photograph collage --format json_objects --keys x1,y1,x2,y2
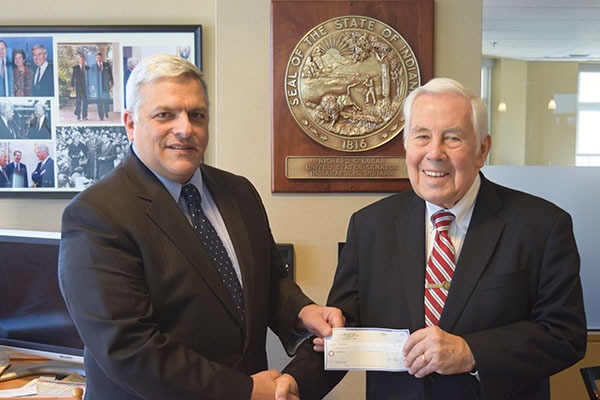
[{"x1": 0, "y1": 25, "x2": 202, "y2": 197}]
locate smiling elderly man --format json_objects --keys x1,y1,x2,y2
[{"x1": 277, "y1": 78, "x2": 586, "y2": 400}]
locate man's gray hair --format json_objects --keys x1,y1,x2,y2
[
  {"x1": 0, "y1": 102, "x2": 13, "y2": 115},
  {"x1": 125, "y1": 53, "x2": 208, "y2": 119},
  {"x1": 32, "y1": 44, "x2": 48, "y2": 55},
  {"x1": 403, "y1": 77, "x2": 489, "y2": 149}
]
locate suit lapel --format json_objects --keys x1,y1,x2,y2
[
  {"x1": 396, "y1": 194, "x2": 428, "y2": 331},
  {"x1": 439, "y1": 176, "x2": 505, "y2": 331},
  {"x1": 124, "y1": 153, "x2": 244, "y2": 327}
]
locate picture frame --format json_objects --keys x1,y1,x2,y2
[{"x1": 0, "y1": 25, "x2": 202, "y2": 198}]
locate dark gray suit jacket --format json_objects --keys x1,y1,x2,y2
[
  {"x1": 32, "y1": 63, "x2": 54, "y2": 96},
  {"x1": 284, "y1": 173, "x2": 586, "y2": 400},
  {"x1": 59, "y1": 149, "x2": 312, "y2": 399}
]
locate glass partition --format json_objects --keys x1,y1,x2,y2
[{"x1": 482, "y1": 0, "x2": 600, "y2": 166}]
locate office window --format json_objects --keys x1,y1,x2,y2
[{"x1": 577, "y1": 65, "x2": 600, "y2": 166}]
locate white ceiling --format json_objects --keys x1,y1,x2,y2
[{"x1": 482, "y1": 0, "x2": 600, "y2": 61}]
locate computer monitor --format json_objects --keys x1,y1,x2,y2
[{"x1": 0, "y1": 228, "x2": 84, "y2": 380}]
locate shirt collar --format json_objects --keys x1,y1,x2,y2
[
  {"x1": 131, "y1": 143, "x2": 203, "y2": 203},
  {"x1": 177, "y1": 169, "x2": 204, "y2": 201},
  {"x1": 426, "y1": 173, "x2": 481, "y2": 234}
]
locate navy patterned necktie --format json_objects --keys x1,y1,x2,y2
[{"x1": 181, "y1": 184, "x2": 245, "y2": 321}]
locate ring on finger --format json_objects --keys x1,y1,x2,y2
[{"x1": 422, "y1": 353, "x2": 427, "y2": 364}]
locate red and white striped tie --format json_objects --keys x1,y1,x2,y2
[{"x1": 425, "y1": 210, "x2": 456, "y2": 326}]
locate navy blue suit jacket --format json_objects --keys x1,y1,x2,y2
[
  {"x1": 0, "y1": 166, "x2": 9, "y2": 187},
  {"x1": 6, "y1": 162, "x2": 28, "y2": 187},
  {"x1": 284, "y1": 173, "x2": 586, "y2": 400},
  {"x1": 31, "y1": 157, "x2": 54, "y2": 187},
  {"x1": 0, "y1": 59, "x2": 13, "y2": 96},
  {"x1": 32, "y1": 63, "x2": 54, "y2": 96}
]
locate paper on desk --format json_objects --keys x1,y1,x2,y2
[
  {"x1": 325, "y1": 327, "x2": 410, "y2": 371},
  {"x1": 0, "y1": 385, "x2": 37, "y2": 397},
  {"x1": 34, "y1": 376, "x2": 86, "y2": 395}
]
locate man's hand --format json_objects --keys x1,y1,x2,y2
[
  {"x1": 311, "y1": 336, "x2": 326, "y2": 352},
  {"x1": 295, "y1": 304, "x2": 345, "y2": 342},
  {"x1": 250, "y1": 369, "x2": 281, "y2": 400},
  {"x1": 402, "y1": 326, "x2": 475, "y2": 378},
  {"x1": 275, "y1": 373, "x2": 300, "y2": 400}
]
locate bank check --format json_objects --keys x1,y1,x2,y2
[{"x1": 324, "y1": 327, "x2": 410, "y2": 371}]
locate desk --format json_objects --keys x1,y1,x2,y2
[
  {"x1": 0, "y1": 350, "x2": 85, "y2": 396},
  {"x1": 0, "y1": 375, "x2": 37, "y2": 390},
  {"x1": 0, "y1": 352, "x2": 48, "y2": 387}
]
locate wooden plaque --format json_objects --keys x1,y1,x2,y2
[{"x1": 271, "y1": 0, "x2": 433, "y2": 192}]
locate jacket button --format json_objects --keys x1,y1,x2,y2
[{"x1": 425, "y1": 375, "x2": 436, "y2": 385}]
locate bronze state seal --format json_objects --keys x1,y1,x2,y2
[{"x1": 285, "y1": 16, "x2": 420, "y2": 152}]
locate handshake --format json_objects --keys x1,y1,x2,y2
[
  {"x1": 250, "y1": 304, "x2": 345, "y2": 400},
  {"x1": 251, "y1": 370, "x2": 299, "y2": 400}
]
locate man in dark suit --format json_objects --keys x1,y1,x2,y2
[
  {"x1": 0, "y1": 149, "x2": 9, "y2": 187},
  {"x1": 85, "y1": 129, "x2": 101, "y2": 179},
  {"x1": 71, "y1": 54, "x2": 89, "y2": 120},
  {"x1": 31, "y1": 44, "x2": 54, "y2": 97},
  {"x1": 278, "y1": 78, "x2": 587, "y2": 400},
  {"x1": 31, "y1": 143, "x2": 54, "y2": 187},
  {"x1": 27, "y1": 102, "x2": 51, "y2": 139},
  {"x1": 96, "y1": 131, "x2": 116, "y2": 178},
  {"x1": 0, "y1": 102, "x2": 19, "y2": 139},
  {"x1": 0, "y1": 40, "x2": 14, "y2": 97},
  {"x1": 6, "y1": 149, "x2": 28, "y2": 188},
  {"x1": 58, "y1": 54, "x2": 343, "y2": 400},
  {"x1": 91, "y1": 52, "x2": 114, "y2": 120}
]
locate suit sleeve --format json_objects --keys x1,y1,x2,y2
[
  {"x1": 282, "y1": 213, "x2": 362, "y2": 399},
  {"x1": 59, "y1": 197, "x2": 255, "y2": 399},
  {"x1": 239, "y1": 176, "x2": 314, "y2": 355}
]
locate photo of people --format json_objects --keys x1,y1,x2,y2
[
  {"x1": 55, "y1": 125, "x2": 128, "y2": 189},
  {"x1": 57, "y1": 43, "x2": 118, "y2": 124},
  {"x1": 122, "y1": 50, "x2": 139, "y2": 108},
  {"x1": 0, "y1": 37, "x2": 54, "y2": 98},
  {"x1": 0, "y1": 140, "x2": 54, "y2": 188},
  {"x1": 0, "y1": 99, "x2": 52, "y2": 140}
]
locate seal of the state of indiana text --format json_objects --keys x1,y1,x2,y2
[{"x1": 285, "y1": 15, "x2": 420, "y2": 152}]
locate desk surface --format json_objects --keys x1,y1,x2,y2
[
  {"x1": 0, "y1": 375, "x2": 37, "y2": 390},
  {"x1": 0, "y1": 350, "x2": 85, "y2": 392},
  {"x1": 0, "y1": 354, "x2": 53, "y2": 389}
]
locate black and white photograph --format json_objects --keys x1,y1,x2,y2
[
  {"x1": 0, "y1": 99, "x2": 52, "y2": 140},
  {"x1": 55, "y1": 125, "x2": 128, "y2": 190}
]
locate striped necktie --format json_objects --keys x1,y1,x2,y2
[
  {"x1": 424, "y1": 210, "x2": 456, "y2": 326},
  {"x1": 181, "y1": 184, "x2": 245, "y2": 321}
]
